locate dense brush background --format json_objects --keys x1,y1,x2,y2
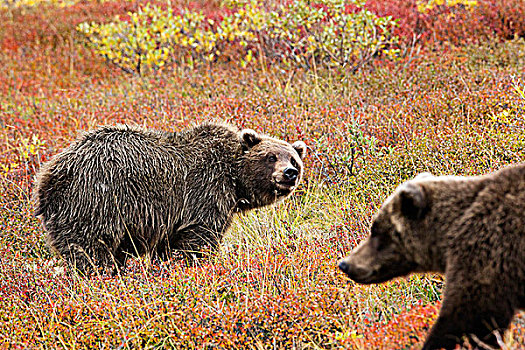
[{"x1": 1, "y1": 0, "x2": 524, "y2": 348}]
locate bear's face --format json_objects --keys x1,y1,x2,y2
[
  {"x1": 239, "y1": 129, "x2": 306, "y2": 208},
  {"x1": 338, "y1": 176, "x2": 437, "y2": 284}
]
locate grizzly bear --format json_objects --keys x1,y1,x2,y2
[
  {"x1": 34, "y1": 122, "x2": 306, "y2": 274},
  {"x1": 338, "y1": 164, "x2": 525, "y2": 349}
]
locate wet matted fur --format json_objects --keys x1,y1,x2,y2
[{"x1": 34, "y1": 122, "x2": 306, "y2": 274}]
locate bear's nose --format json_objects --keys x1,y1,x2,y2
[
  {"x1": 338, "y1": 260, "x2": 349, "y2": 273},
  {"x1": 283, "y1": 167, "x2": 298, "y2": 181}
]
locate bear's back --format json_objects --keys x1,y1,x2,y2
[
  {"x1": 451, "y1": 163, "x2": 525, "y2": 291},
  {"x1": 34, "y1": 123, "x2": 245, "y2": 223},
  {"x1": 34, "y1": 125, "x2": 184, "y2": 220}
]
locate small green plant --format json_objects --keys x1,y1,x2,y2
[
  {"x1": 314, "y1": 120, "x2": 378, "y2": 183},
  {"x1": 336, "y1": 121, "x2": 378, "y2": 177}
]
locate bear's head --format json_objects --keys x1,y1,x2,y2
[
  {"x1": 338, "y1": 172, "x2": 460, "y2": 284},
  {"x1": 238, "y1": 129, "x2": 306, "y2": 209}
]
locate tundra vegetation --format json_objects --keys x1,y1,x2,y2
[{"x1": 1, "y1": 0, "x2": 524, "y2": 348}]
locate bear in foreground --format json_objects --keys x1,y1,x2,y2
[
  {"x1": 34, "y1": 122, "x2": 306, "y2": 274},
  {"x1": 338, "y1": 164, "x2": 525, "y2": 349}
]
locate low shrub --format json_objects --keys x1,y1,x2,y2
[{"x1": 76, "y1": 0, "x2": 400, "y2": 75}]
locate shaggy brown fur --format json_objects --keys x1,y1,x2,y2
[
  {"x1": 338, "y1": 164, "x2": 525, "y2": 349},
  {"x1": 34, "y1": 122, "x2": 306, "y2": 274}
]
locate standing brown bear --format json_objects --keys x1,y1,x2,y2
[
  {"x1": 338, "y1": 164, "x2": 525, "y2": 349},
  {"x1": 34, "y1": 122, "x2": 306, "y2": 274}
]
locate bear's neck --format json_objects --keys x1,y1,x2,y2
[
  {"x1": 234, "y1": 158, "x2": 276, "y2": 212},
  {"x1": 234, "y1": 174, "x2": 265, "y2": 212},
  {"x1": 417, "y1": 177, "x2": 489, "y2": 272}
]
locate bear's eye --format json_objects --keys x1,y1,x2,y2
[
  {"x1": 291, "y1": 158, "x2": 298, "y2": 168},
  {"x1": 370, "y1": 222, "x2": 379, "y2": 237},
  {"x1": 267, "y1": 154, "x2": 277, "y2": 163},
  {"x1": 392, "y1": 229, "x2": 402, "y2": 242},
  {"x1": 373, "y1": 234, "x2": 392, "y2": 251}
]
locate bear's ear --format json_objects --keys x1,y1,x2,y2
[
  {"x1": 240, "y1": 129, "x2": 262, "y2": 149},
  {"x1": 292, "y1": 141, "x2": 306, "y2": 159},
  {"x1": 414, "y1": 172, "x2": 433, "y2": 180},
  {"x1": 398, "y1": 183, "x2": 428, "y2": 220}
]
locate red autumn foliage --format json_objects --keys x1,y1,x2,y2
[{"x1": 0, "y1": 0, "x2": 524, "y2": 348}]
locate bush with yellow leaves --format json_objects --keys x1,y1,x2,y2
[{"x1": 77, "y1": 0, "x2": 399, "y2": 75}]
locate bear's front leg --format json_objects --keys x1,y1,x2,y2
[
  {"x1": 423, "y1": 273, "x2": 514, "y2": 350},
  {"x1": 160, "y1": 221, "x2": 226, "y2": 263},
  {"x1": 178, "y1": 225, "x2": 222, "y2": 264},
  {"x1": 422, "y1": 312, "x2": 467, "y2": 350}
]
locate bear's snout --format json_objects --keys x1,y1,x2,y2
[
  {"x1": 338, "y1": 258, "x2": 374, "y2": 283},
  {"x1": 283, "y1": 167, "x2": 299, "y2": 181},
  {"x1": 273, "y1": 166, "x2": 300, "y2": 188},
  {"x1": 338, "y1": 260, "x2": 350, "y2": 273}
]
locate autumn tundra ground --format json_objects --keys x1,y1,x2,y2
[{"x1": 1, "y1": 0, "x2": 524, "y2": 348}]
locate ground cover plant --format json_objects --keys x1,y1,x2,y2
[{"x1": 1, "y1": 0, "x2": 525, "y2": 348}]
